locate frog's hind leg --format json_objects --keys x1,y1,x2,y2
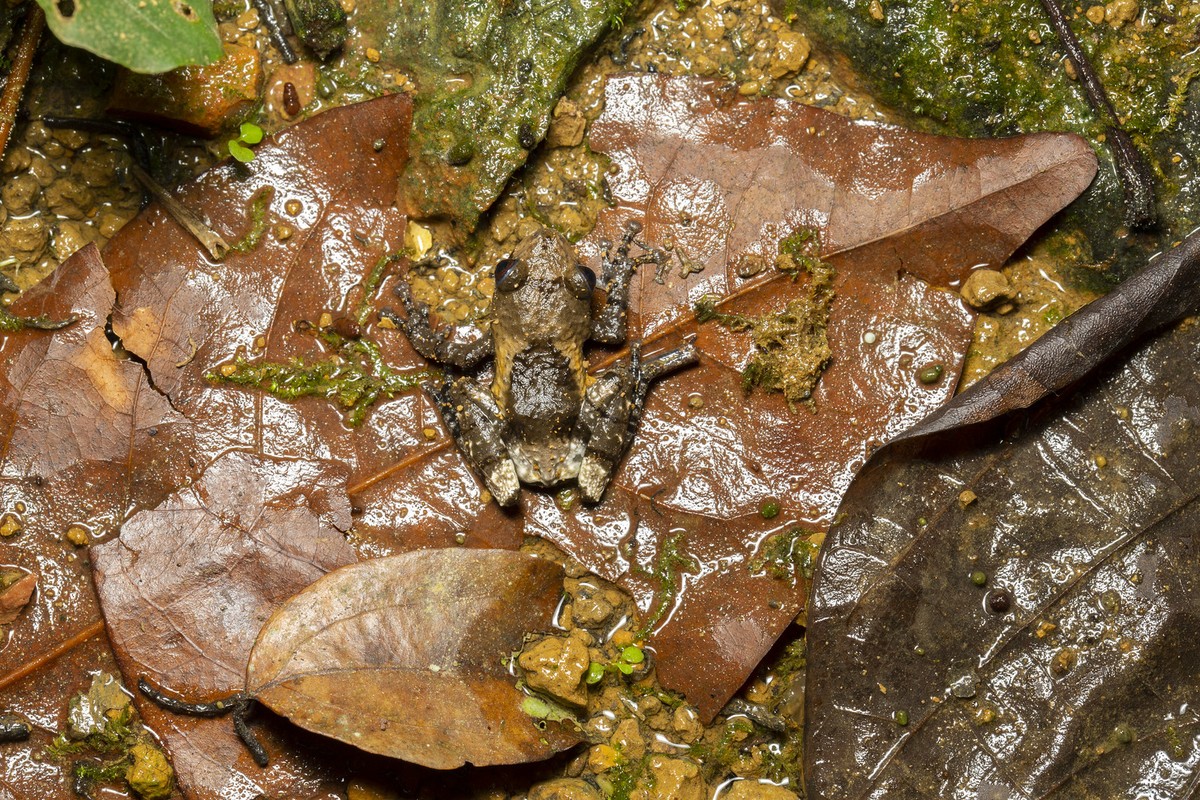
[
  {"x1": 429, "y1": 379, "x2": 521, "y2": 507},
  {"x1": 576, "y1": 339, "x2": 699, "y2": 503}
]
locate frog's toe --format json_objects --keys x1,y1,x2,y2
[
  {"x1": 578, "y1": 455, "x2": 614, "y2": 504},
  {"x1": 486, "y1": 460, "x2": 521, "y2": 507}
]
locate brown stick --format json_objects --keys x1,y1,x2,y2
[
  {"x1": 0, "y1": 4, "x2": 45, "y2": 165},
  {"x1": 0, "y1": 618, "x2": 106, "y2": 693}
]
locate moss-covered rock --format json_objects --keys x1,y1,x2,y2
[{"x1": 356, "y1": 0, "x2": 636, "y2": 228}]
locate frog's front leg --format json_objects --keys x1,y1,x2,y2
[
  {"x1": 591, "y1": 221, "x2": 668, "y2": 345},
  {"x1": 391, "y1": 277, "x2": 493, "y2": 369},
  {"x1": 429, "y1": 378, "x2": 522, "y2": 507},
  {"x1": 575, "y1": 339, "x2": 699, "y2": 503}
]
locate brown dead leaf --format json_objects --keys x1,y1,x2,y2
[
  {"x1": 246, "y1": 549, "x2": 578, "y2": 769},
  {"x1": 92, "y1": 451, "x2": 359, "y2": 798},
  {"x1": 0, "y1": 244, "x2": 192, "y2": 679},
  {"x1": 497, "y1": 75, "x2": 1099, "y2": 719},
  {"x1": 101, "y1": 91, "x2": 519, "y2": 557}
]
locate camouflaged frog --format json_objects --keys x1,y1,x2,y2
[{"x1": 395, "y1": 223, "x2": 697, "y2": 506}]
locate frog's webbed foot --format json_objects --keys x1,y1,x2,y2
[
  {"x1": 576, "y1": 338, "x2": 699, "y2": 503},
  {"x1": 390, "y1": 277, "x2": 493, "y2": 370},
  {"x1": 591, "y1": 220, "x2": 668, "y2": 345},
  {"x1": 429, "y1": 378, "x2": 521, "y2": 507}
]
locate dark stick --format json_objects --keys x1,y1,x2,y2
[
  {"x1": 41, "y1": 115, "x2": 153, "y2": 171},
  {"x1": 0, "y1": 5, "x2": 44, "y2": 164},
  {"x1": 231, "y1": 701, "x2": 270, "y2": 766},
  {"x1": 1038, "y1": 0, "x2": 1157, "y2": 229},
  {"x1": 138, "y1": 676, "x2": 270, "y2": 766},
  {"x1": 250, "y1": 0, "x2": 298, "y2": 64}
]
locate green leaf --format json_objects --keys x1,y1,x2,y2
[
  {"x1": 35, "y1": 0, "x2": 222, "y2": 74},
  {"x1": 615, "y1": 662, "x2": 633, "y2": 676},
  {"x1": 584, "y1": 662, "x2": 605, "y2": 685},
  {"x1": 228, "y1": 140, "x2": 255, "y2": 163},
  {"x1": 620, "y1": 645, "x2": 644, "y2": 665},
  {"x1": 239, "y1": 122, "x2": 264, "y2": 144}
]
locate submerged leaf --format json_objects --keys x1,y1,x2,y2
[
  {"x1": 805, "y1": 230, "x2": 1200, "y2": 799},
  {"x1": 247, "y1": 549, "x2": 579, "y2": 769}
]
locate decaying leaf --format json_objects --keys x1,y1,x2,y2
[
  {"x1": 92, "y1": 451, "x2": 359, "y2": 798},
  {"x1": 247, "y1": 549, "x2": 579, "y2": 769},
  {"x1": 0, "y1": 244, "x2": 192, "y2": 678},
  {"x1": 805, "y1": 230, "x2": 1200, "y2": 799},
  {"x1": 101, "y1": 91, "x2": 520, "y2": 558},
  {"x1": 482, "y1": 75, "x2": 1098, "y2": 719}
]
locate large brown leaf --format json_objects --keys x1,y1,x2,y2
[
  {"x1": 246, "y1": 549, "x2": 579, "y2": 769},
  {"x1": 469, "y1": 75, "x2": 1098, "y2": 719},
  {"x1": 804, "y1": 230, "x2": 1200, "y2": 798},
  {"x1": 0, "y1": 244, "x2": 192, "y2": 676},
  {"x1": 102, "y1": 91, "x2": 520, "y2": 558},
  {"x1": 92, "y1": 451, "x2": 359, "y2": 799}
]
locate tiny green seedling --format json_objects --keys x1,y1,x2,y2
[
  {"x1": 228, "y1": 123, "x2": 264, "y2": 163},
  {"x1": 585, "y1": 645, "x2": 646, "y2": 684}
]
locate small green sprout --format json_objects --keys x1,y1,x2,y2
[
  {"x1": 584, "y1": 662, "x2": 606, "y2": 685},
  {"x1": 228, "y1": 123, "x2": 264, "y2": 163},
  {"x1": 587, "y1": 645, "x2": 646, "y2": 683}
]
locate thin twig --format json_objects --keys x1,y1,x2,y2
[
  {"x1": 0, "y1": 619, "x2": 105, "y2": 693},
  {"x1": 1039, "y1": 0, "x2": 1157, "y2": 229},
  {"x1": 42, "y1": 115, "x2": 153, "y2": 171},
  {"x1": 0, "y1": 4, "x2": 44, "y2": 164},
  {"x1": 130, "y1": 163, "x2": 231, "y2": 260}
]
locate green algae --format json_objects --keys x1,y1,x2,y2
[
  {"x1": 634, "y1": 532, "x2": 696, "y2": 639},
  {"x1": 354, "y1": 0, "x2": 636, "y2": 227},
  {"x1": 696, "y1": 232, "x2": 836, "y2": 408},
  {"x1": 208, "y1": 329, "x2": 431, "y2": 427},
  {"x1": 227, "y1": 186, "x2": 274, "y2": 255},
  {"x1": 748, "y1": 528, "x2": 821, "y2": 581},
  {"x1": 782, "y1": 0, "x2": 1200, "y2": 279}
]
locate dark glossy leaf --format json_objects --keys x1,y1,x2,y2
[
  {"x1": 247, "y1": 549, "x2": 579, "y2": 769},
  {"x1": 484, "y1": 75, "x2": 1097, "y2": 720},
  {"x1": 805, "y1": 229, "x2": 1200, "y2": 799}
]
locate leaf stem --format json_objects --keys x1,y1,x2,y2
[
  {"x1": 0, "y1": 4, "x2": 44, "y2": 165},
  {"x1": 1038, "y1": 0, "x2": 1157, "y2": 229}
]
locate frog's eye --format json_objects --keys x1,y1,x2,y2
[
  {"x1": 495, "y1": 258, "x2": 526, "y2": 292},
  {"x1": 567, "y1": 264, "x2": 596, "y2": 301}
]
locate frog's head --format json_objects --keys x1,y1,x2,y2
[
  {"x1": 495, "y1": 229, "x2": 595, "y2": 299},
  {"x1": 490, "y1": 230, "x2": 597, "y2": 340}
]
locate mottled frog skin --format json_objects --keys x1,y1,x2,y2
[{"x1": 395, "y1": 223, "x2": 697, "y2": 506}]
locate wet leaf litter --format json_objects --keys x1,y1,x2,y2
[{"x1": 0, "y1": 66, "x2": 1104, "y2": 799}]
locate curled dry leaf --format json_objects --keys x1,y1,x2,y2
[
  {"x1": 805, "y1": 229, "x2": 1200, "y2": 799},
  {"x1": 478, "y1": 75, "x2": 1098, "y2": 719},
  {"x1": 92, "y1": 451, "x2": 359, "y2": 799},
  {"x1": 246, "y1": 549, "x2": 579, "y2": 769}
]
